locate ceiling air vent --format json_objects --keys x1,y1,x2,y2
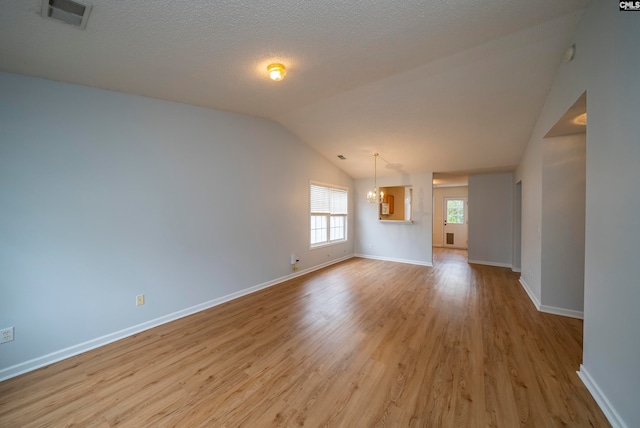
[{"x1": 41, "y1": 0, "x2": 92, "y2": 29}]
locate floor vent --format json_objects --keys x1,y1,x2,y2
[{"x1": 41, "y1": 0, "x2": 92, "y2": 29}]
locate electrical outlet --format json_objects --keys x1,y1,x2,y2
[
  {"x1": 136, "y1": 294, "x2": 145, "y2": 306},
  {"x1": 1, "y1": 327, "x2": 14, "y2": 344}
]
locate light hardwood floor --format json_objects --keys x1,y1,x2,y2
[{"x1": 0, "y1": 249, "x2": 609, "y2": 427}]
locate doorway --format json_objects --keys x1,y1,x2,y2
[
  {"x1": 540, "y1": 91, "x2": 586, "y2": 315},
  {"x1": 432, "y1": 174, "x2": 469, "y2": 254},
  {"x1": 513, "y1": 181, "x2": 522, "y2": 272}
]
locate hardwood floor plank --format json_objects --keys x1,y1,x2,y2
[{"x1": 0, "y1": 249, "x2": 610, "y2": 427}]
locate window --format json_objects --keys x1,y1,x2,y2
[
  {"x1": 310, "y1": 182, "x2": 347, "y2": 247},
  {"x1": 446, "y1": 199, "x2": 465, "y2": 224}
]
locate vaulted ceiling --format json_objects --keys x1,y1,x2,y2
[{"x1": 0, "y1": 0, "x2": 589, "y2": 178}]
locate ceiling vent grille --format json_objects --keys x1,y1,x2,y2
[{"x1": 41, "y1": 0, "x2": 92, "y2": 29}]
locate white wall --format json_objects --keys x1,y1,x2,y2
[
  {"x1": 0, "y1": 72, "x2": 354, "y2": 377},
  {"x1": 517, "y1": 1, "x2": 640, "y2": 426},
  {"x1": 354, "y1": 173, "x2": 433, "y2": 266},
  {"x1": 515, "y1": 137, "x2": 543, "y2": 301},
  {"x1": 467, "y1": 173, "x2": 513, "y2": 267},
  {"x1": 541, "y1": 134, "x2": 585, "y2": 316},
  {"x1": 512, "y1": 181, "x2": 522, "y2": 271},
  {"x1": 432, "y1": 186, "x2": 468, "y2": 247}
]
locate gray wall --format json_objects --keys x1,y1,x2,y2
[
  {"x1": 0, "y1": 72, "x2": 354, "y2": 376},
  {"x1": 541, "y1": 134, "x2": 585, "y2": 315},
  {"x1": 354, "y1": 174, "x2": 433, "y2": 266},
  {"x1": 468, "y1": 173, "x2": 513, "y2": 267},
  {"x1": 516, "y1": 0, "x2": 640, "y2": 425}
]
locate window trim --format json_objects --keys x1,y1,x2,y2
[{"x1": 309, "y1": 181, "x2": 348, "y2": 249}]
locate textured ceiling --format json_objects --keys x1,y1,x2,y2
[{"x1": 0, "y1": 0, "x2": 589, "y2": 178}]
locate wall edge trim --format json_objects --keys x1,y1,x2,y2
[
  {"x1": 468, "y1": 259, "x2": 512, "y2": 268},
  {"x1": 353, "y1": 254, "x2": 433, "y2": 267},
  {"x1": 577, "y1": 365, "x2": 628, "y2": 428},
  {"x1": 519, "y1": 277, "x2": 541, "y2": 310},
  {"x1": 539, "y1": 304, "x2": 584, "y2": 319}
]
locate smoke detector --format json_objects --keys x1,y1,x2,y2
[{"x1": 41, "y1": 0, "x2": 92, "y2": 29}]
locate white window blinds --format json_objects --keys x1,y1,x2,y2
[
  {"x1": 310, "y1": 184, "x2": 347, "y2": 215},
  {"x1": 310, "y1": 183, "x2": 348, "y2": 247}
]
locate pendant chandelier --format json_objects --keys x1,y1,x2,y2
[{"x1": 367, "y1": 153, "x2": 384, "y2": 204}]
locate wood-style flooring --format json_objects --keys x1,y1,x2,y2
[{"x1": 0, "y1": 249, "x2": 610, "y2": 427}]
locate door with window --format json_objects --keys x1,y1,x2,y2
[{"x1": 443, "y1": 197, "x2": 468, "y2": 249}]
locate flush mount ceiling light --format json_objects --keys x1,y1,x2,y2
[
  {"x1": 573, "y1": 112, "x2": 587, "y2": 125},
  {"x1": 267, "y1": 63, "x2": 286, "y2": 81},
  {"x1": 564, "y1": 44, "x2": 576, "y2": 62}
]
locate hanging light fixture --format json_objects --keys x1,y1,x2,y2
[
  {"x1": 267, "y1": 63, "x2": 286, "y2": 81},
  {"x1": 367, "y1": 153, "x2": 384, "y2": 204}
]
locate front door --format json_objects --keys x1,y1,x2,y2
[{"x1": 443, "y1": 197, "x2": 468, "y2": 249}]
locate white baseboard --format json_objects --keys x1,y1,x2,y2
[
  {"x1": 539, "y1": 304, "x2": 583, "y2": 320},
  {"x1": 468, "y1": 259, "x2": 512, "y2": 268},
  {"x1": 353, "y1": 254, "x2": 433, "y2": 267},
  {"x1": 290, "y1": 254, "x2": 354, "y2": 278},
  {"x1": 518, "y1": 278, "x2": 583, "y2": 319},
  {"x1": 577, "y1": 365, "x2": 628, "y2": 428},
  {"x1": 519, "y1": 277, "x2": 541, "y2": 310},
  {"x1": 511, "y1": 267, "x2": 521, "y2": 273},
  {"x1": 0, "y1": 255, "x2": 354, "y2": 382}
]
